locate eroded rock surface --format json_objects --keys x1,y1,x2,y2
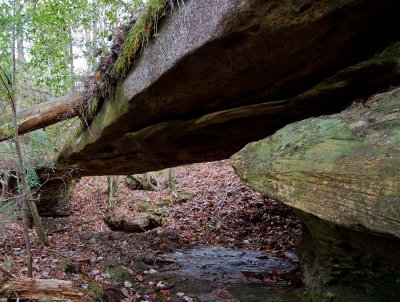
[
  {"x1": 56, "y1": 0, "x2": 400, "y2": 175},
  {"x1": 231, "y1": 88, "x2": 400, "y2": 301}
]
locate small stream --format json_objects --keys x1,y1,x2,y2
[{"x1": 152, "y1": 247, "x2": 303, "y2": 301}]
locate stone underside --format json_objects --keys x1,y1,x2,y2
[
  {"x1": 230, "y1": 88, "x2": 400, "y2": 301},
  {"x1": 54, "y1": 0, "x2": 400, "y2": 176}
]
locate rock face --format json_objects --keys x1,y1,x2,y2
[
  {"x1": 35, "y1": 169, "x2": 78, "y2": 216},
  {"x1": 231, "y1": 88, "x2": 400, "y2": 301},
  {"x1": 55, "y1": 0, "x2": 400, "y2": 176},
  {"x1": 39, "y1": 0, "x2": 400, "y2": 212}
]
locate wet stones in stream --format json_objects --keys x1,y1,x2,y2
[{"x1": 148, "y1": 247, "x2": 303, "y2": 302}]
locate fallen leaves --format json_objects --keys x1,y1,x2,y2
[{"x1": 0, "y1": 160, "x2": 302, "y2": 301}]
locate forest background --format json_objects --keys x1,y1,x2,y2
[{"x1": 0, "y1": 0, "x2": 144, "y2": 211}]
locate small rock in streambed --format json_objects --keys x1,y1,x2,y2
[
  {"x1": 102, "y1": 273, "x2": 111, "y2": 279},
  {"x1": 156, "y1": 281, "x2": 165, "y2": 288},
  {"x1": 144, "y1": 268, "x2": 157, "y2": 274},
  {"x1": 91, "y1": 269, "x2": 100, "y2": 275}
]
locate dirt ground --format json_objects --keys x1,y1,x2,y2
[{"x1": 0, "y1": 160, "x2": 302, "y2": 301}]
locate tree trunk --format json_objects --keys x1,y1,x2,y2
[
  {"x1": 167, "y1": 168, "x2": 174, "y2": 190},
  {"x1": 145, "y1": 172, "x2": 158, "y2": 190},
  {"x1": 0, "y1": 93, "x2": 84, "y2": 142},
  {"x1": 0, "y1": 277, "x2": 86, "y2": 302},
  {"x1": 107, "y1": 175, "x2": 119, "y2": 209},
  {"x1": 8, "y1": 0, "x2": 33, "y2": 277},
  {"x1": 27, "y1": 197, "x2": 48, "y2": 245},
  {"x1": 15, "y1": 0, "x2": 24, "y2": 112},
  {"x1": 0, "y1": 171, "x2": 10, "y2": 199}
]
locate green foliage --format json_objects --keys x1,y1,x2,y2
[
  {"x1": 160, "y1": 197, "x2": 172, "y2": 207},
  {"x1": 105, "y1": 265, "x2": 136, "y2": 285},
  {"x1": 3, "y1": 256, "x2": 16, "y2": 274},
  {"x1": 0, "y1": 200, "x2": 18, "y2": 233},
  {"x1": 84, "y1": 282, "x2": 105, "y2": 301},
  {"x1": 138, "y1": 200, "x2": 150, "y2": 212},
  {"x1": 60, "y1": 262, "x2": 77, "y2": 274},
  {"x1": 177, "y1": 189, "x2": 192, "y2": 202},
  {"x1": 204, "y1": 223, "x2": 214, "y2": 230},
  {"x1": 132, "y1": 260, "x2": 150, "y2": 273},
  {"x1": 25, "y1": 166, "x2": 39, "y2": 188},
  {"x1": 300, "y1": 290, "x2": 320, "y2": 302}
]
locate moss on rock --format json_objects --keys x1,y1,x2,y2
[
  {"x1": 114, "y1": 0, "x2": 170, "y2": 78},
  {"x1": 105, "y1": 265, "x2": 134, "y2": 285},
  {"x1": 231, "y1": 88, "x2": 400, "y2": 238},
  {"x1": 231, "y1": 87, "x2": 400, "y2": 301}
]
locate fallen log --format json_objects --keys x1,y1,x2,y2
[
  {"x1": 0, "y1": 277, "x2": 86, "y2": 302},
  {"x1": 0, "y1": 93, "x2": 84, "y2": 142}
]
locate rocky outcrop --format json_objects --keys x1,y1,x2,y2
[
  {"x1": 35, "y1": 169, "x2": 78, "y2": 216},
  {"x1": 35, "y1": 0, "x2": 400, "y2": 216},
  {"x1": 231, "y1": 88, "x2": 400, "y2": 301},
  {"x1": 55, "y1": 0, "x2": 400, "y2": 176}
]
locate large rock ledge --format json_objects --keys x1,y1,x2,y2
[
  {"x1": 57, "y1": 0, "x2": 400, "y2": 175},
  {"x1": 231, "y1": 88, "x2": 400, "y2": 301}
]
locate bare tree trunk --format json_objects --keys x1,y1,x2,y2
[
  {"x1": 15, "y1": 0, "x2": 24, "y2": 111},
  {"x1": 8, "y1": 0, "x2": 33, "y2": 277},
  {"x1": 93, "y1": 176, "x2": 99, "y2": 189},
  {"x1": 167, "y1": 168, "x2": 174, "y2": 190},
  {"x1": 21, "y1": 195, "x2": 32, "y2": 277},
  {"x1": 0, "y1": 1, "x2": 48, "y2": 278},
  {"x1": 0, "y1": 170, "x2": 10, "y2": 199},
  {"x1": 27, "y1": 198, "x2": 48, "y2": 245},
  {"x1": 107, "y1": 175, "x2": 119, "y2": 209},
  {"x1": 64, "y1": 25, "x2": 75, "y2": 90},
  {"x1": 145, "y1": 172, "x2": 158, "y2": 190}
]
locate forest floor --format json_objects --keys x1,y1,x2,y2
[{"x1": 0, "y1": 160, "x2": 303, "y2": 302}]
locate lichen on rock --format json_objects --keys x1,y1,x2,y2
[
  {"x1": 231, "y1": 88, "x2": 400, "y2": 238},
  {"x1": 231, "y1": 87, "x2": 400, "y2": 301}
]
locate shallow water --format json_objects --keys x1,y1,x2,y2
[{"x1": 154, "y1": 247, "x2": 303, "y2": 301}]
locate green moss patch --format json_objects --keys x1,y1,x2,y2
[
  {"x1": 105, "y1": 265, "x2": 134, "y2": 285},
  {"x1": 114, "y1": 0, "x2": 171, "y2": 78},
  {"x1": 132, "y1": 259, "x2": 150, "y2": 273},
  {"x1": 60, "y1": 262, "x2": 78, "y2": 274},
  {"x1": 82, "y1": 282, "x2": 105, "y2": 301}
]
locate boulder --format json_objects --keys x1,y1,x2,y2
[
  {"x1": 231, "y1": 88, "x2": 400, "y2": 301},
  {"x1": 105, "y1": 211, "x2": 161, "y2": 233}
]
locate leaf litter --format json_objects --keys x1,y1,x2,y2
[{"x1": 0, "y1": 160, "x2": 302, "y2": 301}]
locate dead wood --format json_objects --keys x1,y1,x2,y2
[
  {"x1": 0, "y1": 93, "x2": 84, "y2": 142},
  {"x1": 0, "y1": 277, "x2": 86, "y2": 302}
]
